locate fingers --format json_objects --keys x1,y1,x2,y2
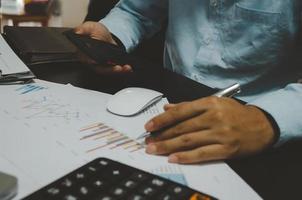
[
  {"x1": 163, "y1": 102, "x2": 189, "y2": 111},
  {"x1": 145, "y1": 99, "x2": 209, "y2": 132},
  {"x1": 146, "y1": 130, "x2": 217, "y2": 155},
  {"x1": 74, "y1": 21, "x2": 116, "y2": 45},
  {"x1": 168, "y1": 144, "x2": 228, "y2": 164},
  {"x1": 93, "y1": 64, "x2": 133, "y2": 75},
  {"x1": 123, "y1": 65, "x2": 133, "y2": 72},
  {"x1": 163, "y1": 104, "x2": 176, "y2": 111},
  {"x1": 78, "y1": 49, "x2": 133, "y2": 73},
  {"x1": 145, "y1": 111, "x2": 214, "y2": 143},
  {"x1": 74, "y1": 21, "x2": 95, "y2": 35}
]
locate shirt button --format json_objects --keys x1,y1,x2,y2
[
  {"x1": 210, "y1": 0, "x2": 218, "y2": 7},
  {"x1": 205, "y1": 38, "x2": 211, "y2": 45}
]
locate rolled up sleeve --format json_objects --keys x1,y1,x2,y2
[{"x1": 101, "y1": 0, "x2": 168, "y2": 52}]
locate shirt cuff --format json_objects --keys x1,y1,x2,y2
[
  {"x1": 100, "y1": 13, "x2": 140, "y2": 52},
  {"x1": 111, "y1": 33, "x2": 126, "y2": 50},
  {"x1": 248, "y1": 84, "x2": 302, "y2": 147}
]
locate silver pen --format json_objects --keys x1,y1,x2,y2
[{"x1": 136, "y1": 83, "x2": 241, "y2": 140}]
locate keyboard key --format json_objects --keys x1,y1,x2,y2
[
  {"x1": 173, "y1": 186, "x2": 183, "y2": 193},
  {"x1": 110, "y1": 187, "x2": 126, "y2": 197},
  {"x1": 94, "y1": 194, "x2": 116, "y2": 200},
  {"x1": 86, "y1": 162, "x2": 105, "y2": 173},
  {"x1": 98, "y1": 159, "x2": 109, "y2": 166},
  {"x1": 127, "y1": 194, "x2": 146, "y2": 200},
  {"x1": 139, "y1": 186, "x2": 156, "y2": 196},
  {"x1": 61, "y1": 178, "x2": 73, "y2": 188},
  {"x1": 150, "y1": 178, "x2": 166, "y2": 187},
  {"x1": 73, "y1": 172, "x2": 86, "y2": 180},
  {"x1": 78, "y1": 186, "x2": 90, "y2": 195},
  {"x1": 130, "y1": 172, "x2": 150, "y2": 182},
  {"x1": 63, "y1": 194, "x2": 79, "y2": 200},
  {"x1": 122, "y1": 180, "x2": 138, "y2": 189},
  {"x1": 167, "y1": 185, "x2": 190, "y2": 197},
  {"x1": 46, "y1": 187, "x2": 60, "y2": 196},
  {"x1": 102, "y1": 167, "x2": 130, "y2": 183},
  {"x1": 91, "y1": 178, "x2": 105, "y2": 189},
  {"x1": 158, "y1": 193, "x2": 174, "y2": 200}
]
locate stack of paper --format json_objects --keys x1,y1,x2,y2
[{"x1": 0, "y1": 35, "x2": 35, "y2": 84}]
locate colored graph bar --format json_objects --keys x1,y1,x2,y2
[
  {"x1": 130, "y1": 146, "x2": 145, "y2": 152},
  {"x1": 80, "y1": 128, "x2": 113, "y2": 140},
  {"x1": 110, "y1": 139, "x2": 133, "y2": 149},
  {"x1": 80, "y1": 122, "x2": 145, "y2": 153},
  {"x1": 92, "y1": 126, "x2": 109, "y2": 132},
  {"x1": 124, "y1": 143, "x2": 141, "y2": 150},
  {"x1": 151, "y1": 165, "x2": 188, "y2": 186},
  {"x1": 79, "y1": 123, "x2": 103, "y2": 132},
  {"x1": 16, "y1": 84, "x2": 46, "y2": 95}
]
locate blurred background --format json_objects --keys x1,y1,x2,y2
[
  {"x1": 0, "y1": 0, "x2": 90, "y2": 30},
  {"x1": 0, "y1": 0, "x2": 165, "y2": 65}
]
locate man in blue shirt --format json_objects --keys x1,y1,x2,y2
[{"x1": 75, "y1": 0, "x2": 302, "y2": 164}]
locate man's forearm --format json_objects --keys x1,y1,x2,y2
[{"x1": 100, "y1": 0, "x2": 168, "y2": 52}]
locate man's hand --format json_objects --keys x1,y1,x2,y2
[
  {"x1": 75, "y1": 21, "x2": 132, "y2": 74},
  {"x1": 144, "y1": 97, "x2": 276, "y2": 164}
]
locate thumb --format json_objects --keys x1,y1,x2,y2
[{"x1": 74, "y1": 22, "x2": 95, "y2": 35}]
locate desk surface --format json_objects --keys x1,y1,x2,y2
[{"x1": 9, "y1": 60, "x2": 291, "y2": 199}]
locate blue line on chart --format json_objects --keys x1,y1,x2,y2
[{"x1": 16, "y1": 84, "x2": 47, "y2": 95}]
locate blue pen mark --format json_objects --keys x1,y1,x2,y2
[{"x1": 16, "y1": 84, "x2": 47, "y2": 95}]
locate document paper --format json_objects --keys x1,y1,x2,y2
[
  {"x1": 0, "y1": 80, "x2": 262, "y2": 200},
  {"x1": 0, "y1": 35, "x2": 31, "y2": 75}
]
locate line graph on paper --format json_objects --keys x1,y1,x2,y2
[
  {"x1": 151, "y1": 165, "x2": 188, "y2": 186},
  {"x1": 20, "y1": 95, "x2": 80, "y2": 122},
  {"x1": 79, "y1": 122, "x2": 145, "y2": 153}
]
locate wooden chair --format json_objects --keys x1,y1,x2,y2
[
  {"x1": 1, "y1": 0, "x2": 53, "y2": 27},
  {"x1": 1, "y1": 13, "x2": 50, "y2": 26}
]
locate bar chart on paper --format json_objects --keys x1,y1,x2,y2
[
  {"x1": 150, "y1": 165, "x2": 188, "y2": 186},
  {"x1": 79, "y1": 122, "x2": 145, "y2": 154},
  {"x1": 1, "y1": 84, "x2": 83, "y2": 126},
  {"x1": 16, "y1": 84, "x2": 47, "y2": 95}
]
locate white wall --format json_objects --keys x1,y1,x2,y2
[{"x1": 60, "y1": 0, "x2": 89, "y2": 27}]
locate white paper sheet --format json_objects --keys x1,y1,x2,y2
[
  {"x1": 0, "y1": 80, "x2": 262, "y2": 200},
  {"x1": 0, "y1": 35, "x2": 30, "y2": 75}
]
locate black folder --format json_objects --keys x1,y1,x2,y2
[{"x1": 3, "y1": 26, "x2": 78, "y2": 65}]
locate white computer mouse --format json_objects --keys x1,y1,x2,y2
[{"x1": 107, "y1": 87, "x2": 163, "y2": 116}]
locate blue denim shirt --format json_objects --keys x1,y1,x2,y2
[{"x1": 101, "y1": 0, "x2": 302, "y2": 145}]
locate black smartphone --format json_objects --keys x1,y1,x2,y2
[{"x1": 64, "y1": 30, "x2": 136, "y2": 67}]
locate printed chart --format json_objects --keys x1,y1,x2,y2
[
  {"x1": 21, "y1": 96, "x2": 80, "y2": 121},
  {"x1": 16, "y1": 84, "x2": 47, "y2": 95},
  {"x1": 151, "y1": 165, "x2": 188, "y2": 186},
  {"x1": 79, "y1": 122, "x2": 145, "y2": 153}
]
